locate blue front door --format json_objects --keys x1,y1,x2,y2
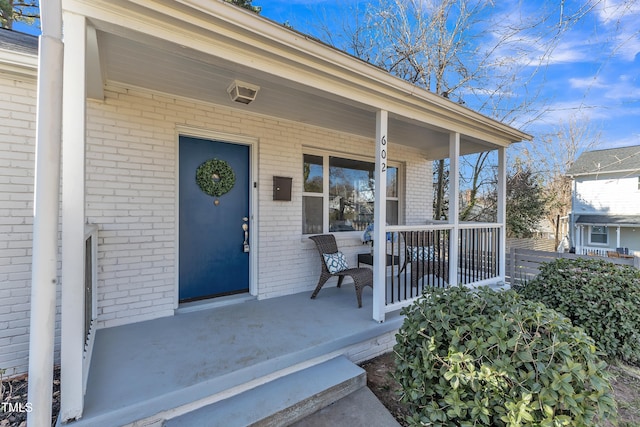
[{"x1": 179, "y1": 136, "x2": 250, "y2": 302}]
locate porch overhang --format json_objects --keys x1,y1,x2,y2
[
  {"x1": 64, "y1": 0, "x2": 531, "y2": 156},
  {"x1": 0, "y1": 47, "x2": 38, "y2": 77},
  {"x1": 0, "y1": 29, "x2": 39, "y2": 78},
  {"x1": 45, "y1": 0, "x2": 533, "y2": 422},
  {"x1": 575, "y1": 215, "x2": 640, "y2": 228}
]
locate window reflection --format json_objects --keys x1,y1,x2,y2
[
  {"x1": 303, "y1": 154, "x2": 323, "y2": 193},
  {"x1": 329, "y1": 157, "x2": 374, "y2": 232},
  {"x1": 303, "y1": 153, "x2": 399, "y2": 234}
]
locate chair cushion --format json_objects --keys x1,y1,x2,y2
[
  {"x1": 408, "y1": 245, "x2": 435, "y2": 261},
  {"x1": 323, "y1": 251, "x2": 349, "y2": 273}
]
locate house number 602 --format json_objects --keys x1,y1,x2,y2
[{"x1": 380, "y1": 135, "x2": 387, "y2": 172}]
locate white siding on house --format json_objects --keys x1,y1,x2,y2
[
  {"x1": 574, "y1": 176, "x2": 640, "y2": 215},
  {"x1": 573, "y1": 173, "x2": 640, "y2": 256},
  {"x1": 0, "y1": 73, "x2": 62, "y2": 376},
  {"x1": 620, "y1": 233, "x2": 640, "y2": 254}
]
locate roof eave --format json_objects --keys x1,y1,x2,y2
[
  {"x1": 0, "y1": 47, "x2": 38, "y2": 78},
  {"x1": 64, "y1": 0, "x2": 531, "y2": 145},
  {"x1": 568, "y1": 168, "x2": 640, "y2": 178},
  {"x1": 173, "y1": 0, "x2": 531, "y2": 145}
]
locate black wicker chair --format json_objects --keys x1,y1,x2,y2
[{"x1": 308, "y1": 234, "x2": 373, "y2": 308}]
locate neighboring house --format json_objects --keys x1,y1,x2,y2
[
  {"x1": 0, "y1": 1, "x2": 530, "y2": 424},
  {"x1": 567, "y1": 145, "x2": 640, "y2": 257}
]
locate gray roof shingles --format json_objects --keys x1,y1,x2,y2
[
  {"x1": 0, "y1": 27, "x2": 38, "y2": 55},
  {"x1": 567, "y1": 145, "x2": 640, "y2": 176}
]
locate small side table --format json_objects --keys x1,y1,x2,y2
[{"x1": 358, "y1": 252, "x2": 400, "y2": 268}]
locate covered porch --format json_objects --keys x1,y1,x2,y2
[
  {"x1": 573, "y1": 215, "x2": 640, "y2": 258},
  {"x1": 28, "y1": 0, "x2": 530, "y2": 424}
]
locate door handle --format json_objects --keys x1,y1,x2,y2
[{"x1": 242, "y1": 217, "x2": 250, "y2": 253}]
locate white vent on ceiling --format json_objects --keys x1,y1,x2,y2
[{"x1": 227, "y1": 80, "x2": 260, "y2": 104}]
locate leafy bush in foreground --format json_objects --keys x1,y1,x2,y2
[
  {"x1": 394, "y1": 286, "x2": 616, "y2": 426},
  {"x1": 517, "y1": 257, "x2": 640, "y2": 365}
]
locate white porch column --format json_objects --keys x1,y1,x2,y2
[
  {"x1": 372, "y1": 110, "x2": 388, "y2": 322},
  {"x1": 570, "y1": 179, "x2": 578, "y2": 247},
  {"x1": 616, "y1": 226, "x2": 621, "y2": 249},
  {"x1": 448, "y1": 133, "x2": 460, "y2": 287},
  {"x1": 27, "y1": 1, "x2": 63, "y2": 426},
  {"x1": 497, "y1": 147, "x2": 507, "y2": 280},
  {"x1": 60, "y1": 11, "x2": 87, "y2": 422},
  {"x1": 577, "y1": 225, "x2": 584, "y2": 253}
]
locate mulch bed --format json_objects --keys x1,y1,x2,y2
[
  {"x1": 360, "y1": 353, "x2": 410, "y2": 426},
  {"x1": 361, "y1": 352, "x2": 640, "y2": 427},
  {"x1": 1, "y1": 367, "x2": 60, "y2": 427}
]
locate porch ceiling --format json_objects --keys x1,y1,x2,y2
[
  {"x1": 78, "y1": 0, "x2": 530, "y2": 159},
  {"x1": 94, "y1": 30, "x2": 455, "y2": 157}
]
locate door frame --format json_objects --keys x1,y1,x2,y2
[{"x1": 174, "y1": 126, "x2": 259, "y2": 309}]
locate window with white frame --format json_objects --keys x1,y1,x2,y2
[
  {"x1": 589, "y1": 225, "x2": 608, "y2": 245},
  {"x1": 303, "y1": 152, "x2": 400, "y2": 234}
]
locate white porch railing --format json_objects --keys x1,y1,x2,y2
[
  {"x1": 380, "y1": 223, "x2": 504, "y2": 315},
  {"x1": 83, "y1": 224, "x2": 98, "y2": 393},
  {"x1": 577, "y1": 245, "x2": 610, "y2": 256},
  {"x1": 577, "y1": 245, "x2": 638, "y2": 257}
]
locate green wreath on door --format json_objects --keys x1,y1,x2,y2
[{"x1": 195, "y1": 158, "x2": 236, "y2": 197}]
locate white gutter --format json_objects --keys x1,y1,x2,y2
[
  {"x1": 575, "y1": 221, "x2": 640, "y2": 228},
  {"x1": 0, "y1": 48, "x2": 38, "y2": 77},
  {"x1": 27, "y1": 0, "x2": 63, "y2": 426},
  {"x1": 567, "y1": 168, "x2": 640, "y2": 178}
]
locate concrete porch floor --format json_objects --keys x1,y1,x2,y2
[{"x1": 68, "y1": 284, "x2": 404, "y2": 426}]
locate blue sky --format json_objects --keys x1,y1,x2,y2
[{"x1": 257, "y1": 0, "x2": 640, "y2": 151}]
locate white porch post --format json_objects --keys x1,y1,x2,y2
[
  {"x1": 570, "y1": 179, "x2": 577, "y2": 248},
  {"x1": 27, "y1": 1, "x2": 63, "y2": 426},
  {"x1": 616, "y1": 226, "x2": 621, "y2": 249},
  {"x1": 372, "y1": 110, "x2": 388, "y2": 322},
  {"x1": 448, "y1": 133, "x2": 460, "y2": 287},
  {"x1": 578, "y1": 225, "x2": 584, "y2": 253},
  {"x1": 60, "y1": 12, "x2": 87, "y2": 422},
  {"x1": 497, "y1": 147, "x2": 507, "y2": 280}
]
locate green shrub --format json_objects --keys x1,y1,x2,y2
[
  {"x1": 517, "y1": 257, "x2": 640, "y2": 365},
  {"x1": 394, "y1": 286, "x2": 616, "y2": 426}
]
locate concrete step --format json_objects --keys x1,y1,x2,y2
[
  {"x1": 163, "y1": 355, "x2": 366, "y2": 427},
  {"x1": 290, "y1": 387, "x2": 401, "y2": 427}
]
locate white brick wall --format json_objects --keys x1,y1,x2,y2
[
  {"x1": 404, "y1": 152, "x2": 433, "y2": 224},
  {"x1": 0, "y1": 73, "x2": 62, "y2": 376},
  {"x1": 86, "y1": 84, "x2": 434, "y2": 324},
  {"x1": 0, "y1": 78, "x2": 434, "y2": 374},
  {"x1": 86, "y1": 87, "x2": 179, "y2": 327}
]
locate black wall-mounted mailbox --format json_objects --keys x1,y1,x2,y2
[{"x1": 273, "y1": 176, "x2": 292, "y2": 201}]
